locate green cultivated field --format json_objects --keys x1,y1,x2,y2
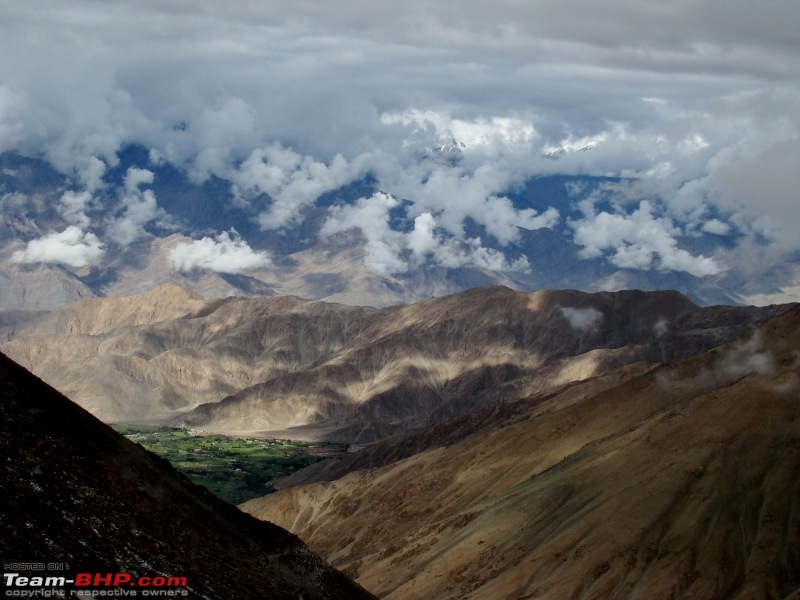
[{"x1": 112, "y1": 425, "x2": 346, "y2": 504}]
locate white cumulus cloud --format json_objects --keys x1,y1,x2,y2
[
  {"x1": 320, "y1": 192, "x2": 409, "y2": 276},
  {"x1": 320, "y1": 193, "x2": 530, "y2": 275},
  {"x1": 11, "y1": 226, "x2": 105, "y2": 268},
  {"x1": 78, "y1": 156, "x2": 107, "y2": 193},
  {"x1": 407, "y1": 213, "x2": 439, "y2": 264},
  {"x1": 701, "y1": 219, "x2": 731, "y2": 236},
  {"x1": 381, "y1": 159, "x2": 560, "y2": 245},
  {"x1": 169, "y1": 230, "x2": 272, "y2": 274},
  {"x1": 124, "y1": 167, "x2": 155, "y2": 194},
  {"x1": 407, "y1": 211, "x2": 530, "y2": 272},
  {"x1": 230, "y1": 144, "x2": 368, "y2": 230},
  {"x1": 570, "y1": 200, "x2": 721, "y2": 277},
  {"x1": 107, "y1": 167, "x2": 166, "y2": 245},
  {"x1": 58, "y1": 190, "x2": 93, "y2": 229}
]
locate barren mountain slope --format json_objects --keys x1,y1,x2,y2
[
  {"x1": 178, "y1": 287, "x2": 792, "y2": 439},
  {"x1": 242, "y1": 307, "x2": 800, "y2": 600},
  {"x1": 23, "y1": 281, "x2": 208, "y2": 335},
  {"x1": 2, "y1": 285, "x2": 792, "y2": 435},
  {"x1": 0, "y1": 351, "x2": 375, "y2": 600},
  {"x1": 0, "y1": 308, "x2": 45, "y2": 339},
  {"x1": 2, "y1": 285, "x2": 377, "y2": 422}
]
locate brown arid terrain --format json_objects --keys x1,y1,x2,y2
[
  {"x1": 1, "y1": 284, "x2": 792, "y2": 439},
  {"x1": 241, "y1": 306, "x2": 800, "y2": 600},
  {"x1": 0, "y1": 350, "x2": 375, "y2": 600}
]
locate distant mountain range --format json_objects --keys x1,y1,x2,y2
[
  {"x1": 3, "y1": 284, "x2": 793, "y2": 442},
  {"x1": 2, "y1": 147, "x2": 798, "y2": 310}
]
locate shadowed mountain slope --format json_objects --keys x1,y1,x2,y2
[
  {"x1": 2, "y1": 285, "x2": 793, "y2": 439},
  {"x1": 0, "y1": 351, "x2": 375, "y2": 600},
  {"x1": 242, "y1": 307, "x2": 800, "y2": 600}
]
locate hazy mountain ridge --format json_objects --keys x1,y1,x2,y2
[
  {"x1": 0, "y1": 350, "x2": 375, "y2": 600},
  {"x1": 242, "y1": 306, "x2": 800, "y2": 600},
  {"x1": 2, "y1": 284, "x2": 793, "y2": 440},
  {"x1": 0, "y1": 262, "x2": 98, "y2": 310}
]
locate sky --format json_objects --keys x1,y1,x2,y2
[{"x1": 2, "y1": 0, "x2": 799, "y2": 277}]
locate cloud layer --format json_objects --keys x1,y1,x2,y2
[
  {"x1": 319, "y1": 192, "x2": 531, "y2": 275},
  {"x1": 1, "y1": 1, "x2": 799, "y2": 277},
  {"x1": 570, "y1": 200, "x2": 721, "y2": 277}
]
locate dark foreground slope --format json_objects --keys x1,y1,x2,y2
[
  {"x1": 0, "y1": 352, "x2": 374, "y2": 600},
  {"x1": 244, "y1": 307, "x2": 800, "y2": 600}
]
